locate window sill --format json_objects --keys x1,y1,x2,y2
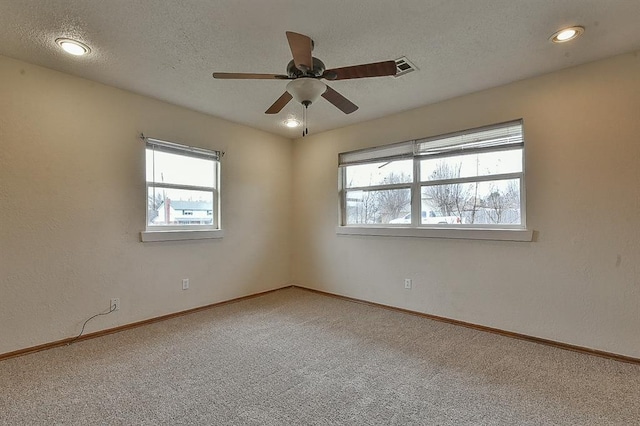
[
  {"x1": 335, "y1": 226, "x2": 533, "y2": 242},
  {"x1": 140, "y1": 229, "x2": 224, "y2": 242}
]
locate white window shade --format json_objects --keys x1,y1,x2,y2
[
  {"x1": 339, "y1": 140, "x2": 413, "y2": 166},
  {"x1": 145, "y1": 137, "x2": 221, "y2": 161},
  {"x1": 415, "y1": 120, "x2": 523, "y2": 157}
]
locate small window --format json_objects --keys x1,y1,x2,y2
[
  {"x1": 145, "y1": 137, "x2": 220, "y2": 231},
  {"x1": 339, "y1": 120, "x2": 526, "y2": 229}
]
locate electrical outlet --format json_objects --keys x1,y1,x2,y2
[
  {"x1": 182, "y1": 278, "x2": 190, "y2": 290},
  {"x1": 404, "y1": 278, "x2": 412, "y2": 289},
  {"x1": 110, "y1": 298, "x2": 120, "y2": 311}
]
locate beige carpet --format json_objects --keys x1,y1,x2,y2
[{"x1": 1, "y1": 287, "x2": 639, "y2": 425}]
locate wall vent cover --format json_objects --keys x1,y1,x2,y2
[{"x1": 394, "y1": 56, "x2": 417, "y2": 77}]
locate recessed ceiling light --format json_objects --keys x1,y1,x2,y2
[
  {"x1": 284, "y1": 118, "x2": 300, "y2": 128},
  {"x1": 55, "y1": 38, "x2": 91, "y2": 56},
  {"x1": 550, "y1": 26, "x2": 585, "y2": 43}
]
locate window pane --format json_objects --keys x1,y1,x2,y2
[
  {"x1": 420, "y1": 148, "x2": 522, "y2": 181},
  {"x1": 345, "y1": 188, "x2": 411, "y2": 224},
  {"x1": 345, "y1": 159, "x2": 413, "y2": 188},
  {"x1": 146, "y1": 149, "x2": 215, "y2": 187},
  {"x1": 421, "y1": 178, "x2": 521, "y2": 225},
  {"x1": 148, "y1": 187, "x2": 214, "y2": 226}
]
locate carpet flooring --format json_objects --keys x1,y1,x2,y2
[{"x1": 1, "y1": 287, "x2": 639, "y2": 425}]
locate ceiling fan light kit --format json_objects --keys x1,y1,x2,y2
[
  {"x1": 286, "y1": 78, "x2": 326, "y2": 106},
  {"x1": 213, "y1": 31, "x2": 397, "y2": 135}
]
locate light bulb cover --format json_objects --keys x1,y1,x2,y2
[
  {"x1": 284, "y1": 118, "x2": 300, "y2": 128},
  {"x1": 550, "y1": 26, "x2": 584, "y2": 43},
  {"x1": 55, "y1": 38, "x2": 91, "y2": 55},
  {"x1": 286, "y1": 78, "x2": 326, "y2": 105}
]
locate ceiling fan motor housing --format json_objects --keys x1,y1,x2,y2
[{"x1": 287, "y1": 57, "x2": 326, "y2": 78}]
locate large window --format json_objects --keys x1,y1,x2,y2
[
  {"x1": 145, "y1": 137, "x2": 220, "y2": 231},
  {"x1": 339, "y1": 120, "x2": 525, "y2": 229}
]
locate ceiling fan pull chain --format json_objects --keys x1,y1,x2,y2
[{"x1": 302, "y1": 104, "x2": 308, "y2": 137}]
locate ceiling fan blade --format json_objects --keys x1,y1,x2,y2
[
  {"x1": 286, "y1": 31, "x2": 313, "y2": 72},
  {"x1": 322, "y1": 85, "x2": 358, "y2": 114},
  {"x1": 323, "y1": 60, "x2": 397, "y2": 80},
  {"x1": 213, "y1": 72, "x2": 289, "y2": 80},
  {"x1": 265, "y1": 91, "x2": 293, "y2": 114}
]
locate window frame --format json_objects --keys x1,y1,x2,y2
[
  {"x1": 341, "y1": 157, "x2": 414, "y2": 226},
  {"x1": 337, "y1": 120, "x2": 532, "y2": 241},
  {"x1": 140, "y1": 136, "x2": 223, "y2": 242}
]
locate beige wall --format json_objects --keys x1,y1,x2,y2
[
  {"x1": 291, "y1": 51, "x2": 640, "y2": 358},
  {"x1": 2, "y1": 51, "x2": 639, "y2": 359},
  {"x1": 0, "y1": 55, "x2": 293, "y2": 355}
]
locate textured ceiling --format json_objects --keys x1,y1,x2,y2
[{"x1": 1, "y1": 0, "x2": 639, "y2": 138}]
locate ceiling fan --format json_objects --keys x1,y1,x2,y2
[{"x1": 213, "y1": 31, "x2": 397, "y2": 134}]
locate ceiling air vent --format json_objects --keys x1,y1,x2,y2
[{"x1": 394, "y1": 56, "x2": 417, "y2": 77}]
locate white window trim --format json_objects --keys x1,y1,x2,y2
[
  {"x1": 140, "y1": 229, "x2": 224, "y2": 242},
  {"x1": 336, "y1": 226, "x2": 533, "y2": 242},
  {"x1": 141, "y1": 135, "x2": 223, "y2": 243},
  {"x1": 337, "y1": 120, "x2": 532, "y2": 241}
]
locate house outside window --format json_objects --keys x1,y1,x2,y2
[
  {"x1": 339, "y1": 120, "x2": 526, "y2": 229},
  {"x1": 145, "y1": 137, "x2": 220, "y2": 231}
]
